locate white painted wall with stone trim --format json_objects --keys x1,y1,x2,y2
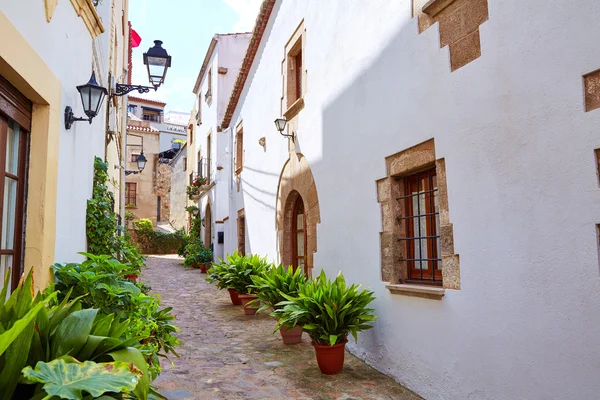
[
  {"x1": 0, "y1": 0, "x2": 121, "y2": 263},
  {"x1": 221, "y1": 0, "x2": 600, "y2": 399}
]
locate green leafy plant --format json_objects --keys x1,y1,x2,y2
[
  {"x1": 273, "y1": 270, "x2": 377, "y2": 346},
  {"x1": 186, "y1": 185, "x2": 200, "y2": 199},
  {"x1": 183, "y1": 241, "x2": 212, "y2": 267},
  {"x1": 22, "y1": 358, "x2": 141, "y2": 400},
  {"x1": 250, "y1": 264, "x2": 306, "y2": 315},
  {"x1": 207, "y1": 252, "x2": 270, "y2": 294},
  {"x1": 134, "y1": 218, "x2": 153, "y2": 232},
  {"x1": 51, "y1": 253, "x2": 181, "y2": 381},
  {"x1": 86, "y1": 157, "x2": 145, "y2": 270},
  {"x1": 0, "y1": 271, "x2": 151, "y2": 399}
]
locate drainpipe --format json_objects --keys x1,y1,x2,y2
[{"x1": 120, "y1": 94, "x2": 127, "y2": 226}]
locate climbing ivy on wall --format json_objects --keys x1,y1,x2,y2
[{"x1": 86, "y1": 157, "x2": 145, "y2": 269}]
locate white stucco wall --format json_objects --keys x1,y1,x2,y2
[
  {"x1": 191, "y1": 34, "x2": 251, "y2": 259},
  {"x1": 222, "y1": 1, "x2": 600, "y2": 399},
  {"x1": 0, "y1": 0, "x2": 115, "y2": 263}
]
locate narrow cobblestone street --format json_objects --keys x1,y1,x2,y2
[{"x1": 142, "y1": 255, "x2": 421, "y2": 400}]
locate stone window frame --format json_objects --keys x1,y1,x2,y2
[
  {"x1": 377, "y1": 139, "x2": 460, "y2": 299},
  {"x1": 282, "y1": 21, "x2": 306, "y2": 120},
  {"x1": 205, "y1": 68, "x2": 213, "y2": 104}
]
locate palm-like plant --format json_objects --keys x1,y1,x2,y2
[
  {"x1": 274, "y1": 270, "x2": 377, "y2": 346},
  {"x1": 250, "y1": 264, "x2": 306, "y2": 315},
  {"x1": 223, "y1": 253, "x2": 270, "y2": 294}
]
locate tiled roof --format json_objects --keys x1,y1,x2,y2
[
  {"x1": 128, "y1": 96, "x2": 167, "y2": 107},
  {"x1": 221, "y1": 0, "x2": 276, "y2": 129}
]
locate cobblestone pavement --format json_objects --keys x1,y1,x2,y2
[{"x1": 142, "y1": 255, "x2": 422, "y2": 400}]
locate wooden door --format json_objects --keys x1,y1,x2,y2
[{"x1": 292, "y1": 197, "x2": 307, "y2": 274}]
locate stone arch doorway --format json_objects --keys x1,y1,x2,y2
[
  {"x1": 277, "y1": 154, "x2": 320, "y2": 276},
  {"x1": 204, "y1": 203, "x2": 212, "y2": 249}
]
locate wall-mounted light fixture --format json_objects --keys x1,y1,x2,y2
[
  {"x1": 114, "y1": 40, "x2": 172, "y2": 97},
  {"x1": 125, "y1": 133, "x2": 147, "y2": 175},
  {"x1": 64, "y1": 71, "x2": 108, "y2": 130},
  {"x1": 274, "y1": 118, "x2": 294, "y2": 139}
]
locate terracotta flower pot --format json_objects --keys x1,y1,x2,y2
[
  {"x1": 227, "y1": 288, "x2": 242, "y2": 305},
  {"x1": 312, "y1": 339, "x2": 348, "y2": 375},
  {"x1": 279, "y1": 325, "x2": 303, "y2": 344},
  {"x1": 238, "y1": 294, "x2": 259, "y2": 315},
  {"x1": 199, "y1": 263, "x2": 210, "y2": 273},
  {"x1": 124, "y1": 274, "x2": 138, "y2": 283}
]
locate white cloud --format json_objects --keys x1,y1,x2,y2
[{"x1": 223, "y1": 0, "x2": 262, "y2": 32}]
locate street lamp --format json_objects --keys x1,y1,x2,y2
[
  {"x1": 114, "y1": 40, "x2": 172, "y2": 96},
  {"x1": 144, "y1": 40, "x2": 172, "y2": 88},
  {"x1": 274, "y1": 118, "x2": 293, "y2": 138},
  {"x1": 64, "y1": 71, "x2": 108, "y2": 130}
]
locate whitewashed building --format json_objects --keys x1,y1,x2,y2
[
  {"x1": 187, "y1": 33, "x2": 251, "y2": 258},
  {"x1": 0, "y1": 0, "x2": 130, "y2": 291},
  {"x1": 211, "y1": 0, "x2": 600, "y2": 399}
]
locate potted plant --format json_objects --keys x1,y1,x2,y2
[
  {"x1": 251, "y1": 265, "x2": 306, "y2": 344},
  {"x1": 183, "y1": 240, "x2": 204, "y2": 268},
  {"x1": 207, "y1": 254, "x2": 241, "y2": 305},
  {"x1": 274, "y1": 270, "x2": 377, "y2": 374},
  {"x1": 198, "y1": 247, "x2": 213, "y2": 273},
  {"x1": 222, "y1": 253, "x2": 270, "y2": 315}
]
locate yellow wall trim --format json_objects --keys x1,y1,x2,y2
[
  {"x1": 0, "y1": 12, "x2": 61, "y2": 292},
  {"x1": 69, "y1": 0, "x2": 105, "y2": 38}
]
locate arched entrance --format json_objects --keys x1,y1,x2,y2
[
  {"x1": 276, "y1": 154, "x2": 320, "y2": 276},
  {"x1": 291, "y1": 195, "x2": 307, "y2": 273},
  {"x1": 204, "y1": 203, "x2": 212, "y2": 249}
]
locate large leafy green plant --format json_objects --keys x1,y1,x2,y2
[
  {"x1": 274, "y1": 270, "x2": 377, "y2": 346},
  {"x1": 213, "y1": 252, "x2": 270, "y2": 294},
  {"x1": 0, "y1": 271, "x2": 151, "y2": 399},
  {"x1": 250, "y1": 264, "x2": 306, "y2": 314},
  {"x1": 51, "y1": 253, "x2": 180, "y2": 381}
]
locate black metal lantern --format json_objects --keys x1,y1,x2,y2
[
  {"x1": 136, "y1": 152, "x2": 147, "y2": 172},
  {"x1": 144, "y1": 40, "x2": 172, "y2": 88},
  {"x1": 274, "y1": 118, "x2": 293, "y2": 138},
  {"x1": 65, "y1": 71, "x2": 108, "y2": 130}
]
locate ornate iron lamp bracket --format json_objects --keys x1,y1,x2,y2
[{"x1": 114, "y1": 83, "x2": 157, "y2": 97}]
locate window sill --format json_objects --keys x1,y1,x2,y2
[
  {"x1": 69, "y1": 0, "x2": 105, "y2": 37},
  {"x1": 385, "y1": 283, "x2": 445, "y2": 300},
  {"x1": 284, "y1": 97, "x2": 305, "y2": 120}
]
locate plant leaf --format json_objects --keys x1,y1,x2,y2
[{"x1": 22, "y1": 358, "x2": 141, "y2": 400}]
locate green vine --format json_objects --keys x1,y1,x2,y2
[{"x1": 86, "y1": 157, "x2": 145, "y2": 270}]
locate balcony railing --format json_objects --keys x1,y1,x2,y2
[{"x1": 187, "y1": 158, "x2": 214, "y2": 200}]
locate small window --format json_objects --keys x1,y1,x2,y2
[
  {"x1": 183, "y1": 157, "x2": 187, "y2": 171},
  {"x1": 127, "y1": 105, "x2": 136, "y2": 114},
  {"x1": 125, "y1": 182, "x2": 137, "y2": 206},
  {"x1": 286, "y1": 34, "x2": 303, "y2": 108},
  {"x1": 205, "y1": 69, "x2": 212, "y2": 102},
  {"x1": 130, "y1": 153, "x2": 140, "y2": 162},
  {"x1": 235, "y1": 128, "x2": 243, "y2": 173},
  {"x1": 401, "y1": 168, "x2": 441, "y2": 284}
]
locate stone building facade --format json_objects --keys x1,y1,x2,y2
[{"x1": 205, "y1": 0, "x2": 600, "y2": 399}]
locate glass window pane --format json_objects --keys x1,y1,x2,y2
[
  {"x1": 296, "y1": 233, "x2": 304, "y2": 256},
  {"x1": 0, "y1": 255, "x2": 13, "y2": 296},
  {"x1": 2, "y1": 177, "x2": 17, "y2": 250},
  {"x1": 297, "y1": 258, "x2": 304, "y2": 268},
  {"x1": 296, "y1": 212, "x2": 304, "y2": 230},
  {"x1": 6, "y1": 122, "x2": 20, "y2": 175}
]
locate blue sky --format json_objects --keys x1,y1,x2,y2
[{"x1": 129, "y1": 0, "x2": 261, "y2": 114}]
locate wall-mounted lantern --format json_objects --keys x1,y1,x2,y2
[
  {"x1": 64, "y1": 71, "x2": 108, "y2": 130},
  {"x1": 114, "y1": 40, "x2": 172, "y2": 96},
  {"x1": 125, "y1": 134, "x2": 147, "y2": 175},
  {"x1": 274, "y1": 117, "x2": 294, "y2": 139}
]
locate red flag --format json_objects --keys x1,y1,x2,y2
[{"x1": 131, "y1": 29, "x2": 142, "y2": 48}]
